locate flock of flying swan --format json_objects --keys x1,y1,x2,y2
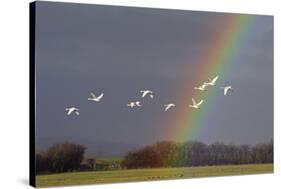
[
  {"x1": 65, "y1": 75, "x2": 233, "y2": 116},
  {"x1": 126, "y1": 90, "x2": 175, "y2": 111},
  {"x1": 191, "y1": 75, "x2": 233, "y2": 109}
]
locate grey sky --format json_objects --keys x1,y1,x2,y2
[{"x1": 35, "y1": 1, "x2": 273, "y2": 154}]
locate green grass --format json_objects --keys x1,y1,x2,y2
[
  {"x1": 36, "y1": 164, "x2": 273, "y2": 187},
  {"x1": 96, "y1": 157, "x2": 124, "y2": 163}
]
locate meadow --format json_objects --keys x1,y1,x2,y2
[{"x1": 36, "y1": 164, "x2": 273, "y2": 187}]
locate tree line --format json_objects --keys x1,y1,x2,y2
[
  {"x1": 122, "y1": 140, "x2": 273, "y2": 169},
  {"x1": 36, "y1": 142, "x2": 118, "y2": 174},
  {"x1": 36, "y1": 140, "x2": 273, "y2": 173},
  {"x1": 36, "y1": 142, "x2": 86, "y2": 173}
]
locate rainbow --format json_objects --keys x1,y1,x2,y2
[{"x1": 164, "y1": 13, "x2": 256, "y2": 142}]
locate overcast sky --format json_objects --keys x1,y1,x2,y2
[{"x1": 35, "y1": 1, "x2": 273, "y2": 150}]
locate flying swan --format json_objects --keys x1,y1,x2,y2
[
  {"x1": 221, "y1": 86, "x2": 233, "y2": 96},
  {"x1": 189, "y1": 98, "x2": 203, "y2": 109},
  {"x1": 204, "y1": 76, "x2": 219, "y2": 86},
  {"x1": 194, "y1": 84, "x2": 207, "y2": 91},
  {"x1": 164, "y1": 104, "x2": 175, "y2": 111},
  {"x1": 140, "y1": 90, "x2": 154, "y2": 99},
  {"x1": 127, "y1": 101, "x2": 141, "y2": 108},
  {"x1": 65, "y1": 107, "x2": 79, "y2": 115},
  {"x1": 88, "y1": 92, "x2": 104, "y2": 102}
]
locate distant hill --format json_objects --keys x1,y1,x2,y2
[{"x1": 36, "y1": 136, "x2": 141, "y2": 157}]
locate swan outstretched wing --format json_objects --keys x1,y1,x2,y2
[
  {"x1": 224, "y1": 88, "x2": 228, "y2": 95},
  {"x1": 165, "y1": 104, "x2": 175, "y2": 111},
  {"x1": 197, "y1": 100, "x2": 203, "y2": 106},
  {"x1": 224, "y1": 86, "x2": 233, "y2": 95},
  {"x1": 212, "y1": 76, "x2": 219, "y2": 83},
  {"x1": 96, "y1": 93, "x2": 104, "y2": 100},
  {"x1": 90, "y1": 92, "x2": 96, "y2": 98},
  {"x1": 191, "y1": 98, "x2": 196, "y2": 105},
  {"x1": 142, "y1": 91, "x2": 149, "y2": 97},
  {"x1": 164, "y1": 105, "x2": 169, "y2": 111},
  {"x1": 140, "y1": 90, "x2": 147, "y2": 97},
  {"x1": 67, "y1": 108, "x2": 74, "y2": 115},
  {"x1": 66, "y1": 109, "x2": 72, "y2": 115},
  {"x1": 135, "y1": 101, "x2": 141, "y2": 106}
]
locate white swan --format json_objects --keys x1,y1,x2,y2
[
  {"x1": 164, "y1": 104, "x2": 175, "y2": 111},
  {"x1": 88, "y1": 92, "x2": 104, "y2": 102},
  {"x1": 65, "y1": 107, "x2": 79, "y2": 115},
  {"x1": 194, "y1": 84, "x2": 207, "y2": 91},
  {"x1": 127, "y1": 101, "x2": 141, "y2": 108},
  {"x1": 127, "y1": 102, "x2": 136, "y2": 108},
  {"x1": 221, "y1": 86, "x2": 233, "y2": 96},
  {"x1": 140, "y1": 90, "x2": 153, "y2": 99},
  {"x1": 204, "y1": 76, "x2": 219, "y2": 86},
  {"x1": 189, "y1": 98, "x2": 203, "y2": 109},
  {"x1": 135, "y1": 101, "x2": 141, "y2": 107}
]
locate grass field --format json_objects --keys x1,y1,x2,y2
[
  {"x1": 95, "y1": 157, "x2": 123, "y2": 164},
  {"x1": 36, "y1": 164, "x2": 273, "y2": 187},
  {"x1": 96, "y1": 157, "x2": 124, "y2": 162}
]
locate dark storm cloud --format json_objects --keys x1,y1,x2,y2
[{"x1": 35, "y1": 1, "x2": 273, "y2": 154}]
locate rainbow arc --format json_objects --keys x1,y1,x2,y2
[{"x1": 164, "y1": 14, "x2": 255, "y2": 142}]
